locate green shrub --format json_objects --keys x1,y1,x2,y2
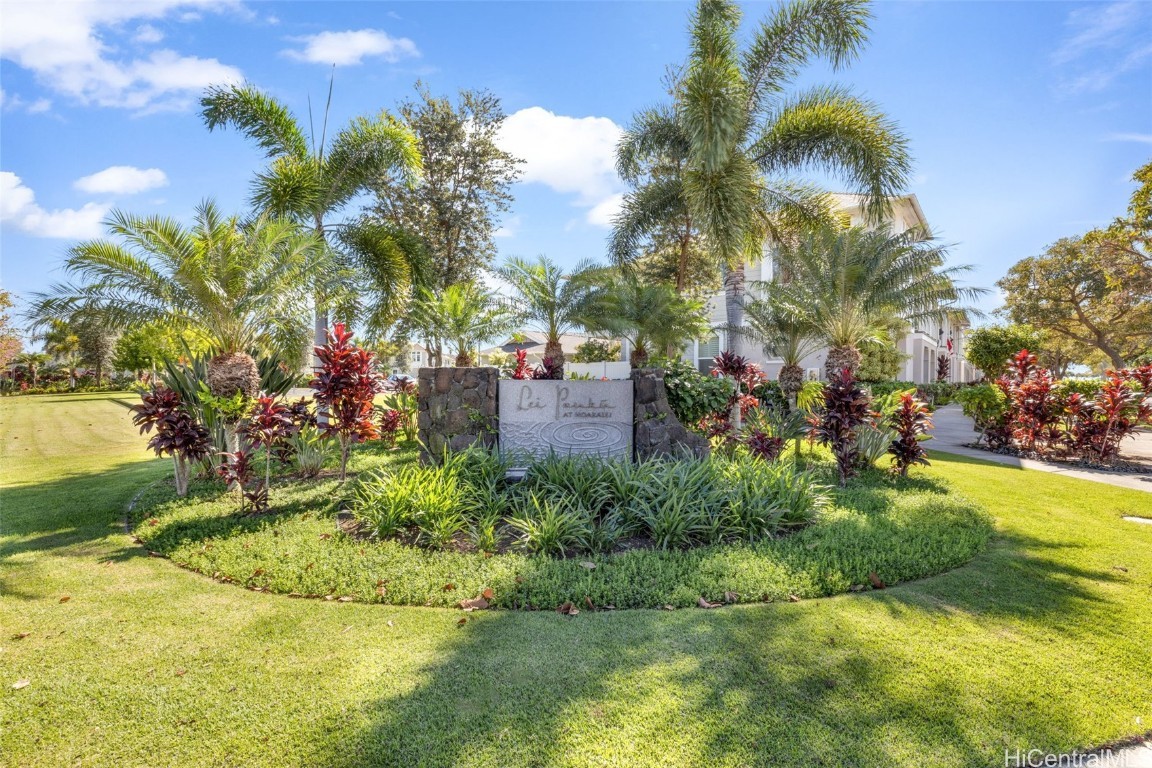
[
  {"x1": 1055, "y1": 378, "x2": 1103, "y2": 399},
  {"x1": 654, "y1": 357, "x2": 733, "y2": 425},
  {"x1": 506, "y1": 495, "x2": 592, "y2": 556}
]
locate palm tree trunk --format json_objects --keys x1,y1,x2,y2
[
  {"x1": 543, "y1": 338, "x2": 565, "y2": 374},
  {"x1": 454, "y1": 351, "x2": 474, "y2": 367},
  {"x1": 629, "y1": 345, "x2": 648, "y2": 368},
  {"x1": 825, "y1": 346, "x2": 862, "y2": 380},
  {"x1": 723, "y1": 262, "x2": 746, "y2": 357}
]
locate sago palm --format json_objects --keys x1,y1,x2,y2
[
  {"x1": 29, "y1": 201, "x2": 327, "y2": 398},
  {"x1": 576, "y1": 268, "x2": 710, "y2": 367},
  {"x1": 201, "y1": 83, "x2": 424, "y2": 345},
  {"x1": 767, "y1": 224, "x2": 986, "y2": 379},
  {"x1": 612, "y1": 0, "x2": 910, "y2": 352},
  {"x1": 408, "y1": 283, "x2": 516, "y2": 367},
  {"x1": 495, "y1": 255, "x2": 596, "y2": 370},
  {"x1": 737, "y1": 299, "x2": 819, "y2": 406}
]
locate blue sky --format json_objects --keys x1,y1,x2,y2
[{"x1": 2, "y1": 0, "x2": 1150, "y2": 335}]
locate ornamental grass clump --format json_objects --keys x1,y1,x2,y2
[{"x1": 311, "y1": 322, "x2": 382, "y2": 481}]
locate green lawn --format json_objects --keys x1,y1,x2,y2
[{"x1": 2, "y1": 392, "x2": 1150, "y2": 767}]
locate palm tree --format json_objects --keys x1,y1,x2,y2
[
  {"x1": 737, "y1": 299, "x2": 819, "y2": 408},
  {"x1": 12, "y1": 352, "x2": 49, "y2": 387},
  {"x1": 408, "y1": 283, "x2": 516, "y2": 367},
  {"x1": 39, "y1": 319, "x2": 80, "y2": 387},
  {"x1": 576, "y1": 269, "x2": 710, "y2": 367},
  {"x1": 767, "y1": 224, "x2": 986, "y2": 379},
  {"x1": 200, "y1": 83, "x2": 423, "y2": 352},
  {"x1": 612, "y1": 0, "x2": 910, "y2": 354},
  {"x1": 495, "y1": 255, "x2": 596, "y2": 371},
  {"x1": 28, "y1": 202, "x2": 326, "y2": 398}
]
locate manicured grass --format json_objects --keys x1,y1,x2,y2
[
  {"x1": 2, "y1": 393, "x2": 1151, "y2": 767},
  {"x1": 130, "y1": 451, "x2": 991, "y2": 609}
]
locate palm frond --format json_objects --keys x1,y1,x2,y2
[{"x1": 201, "y1": 83, "x2": 310, "y2": 160}]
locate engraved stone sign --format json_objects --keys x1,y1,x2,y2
[{"x1": 498, "y1": 380, "x2": 633, "y2": 460}]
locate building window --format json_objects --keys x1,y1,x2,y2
[
  {"x1": 696, "y1": 334, "x2": 720, "y2": 373},
  {"x1": 413, "y1": 350, "x2": 422, "y2": 364}
]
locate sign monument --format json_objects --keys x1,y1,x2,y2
[{"x1": 498, "y1": 380, "x2": 633, "y2": 460}]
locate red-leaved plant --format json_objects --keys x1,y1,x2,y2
[
  {"x1": 1119, "y1": 364, "x2": 1152, "y2": 394},
  {"x1": 311, "y1": 323, "x2": 382, "y2": 481},
  {"x1": 887, "y1": 392, "x2": 933, "y2": 476},
  {"x1": 998, "y1": 350, "x2": 1062, "y2": 453},
  {"x1": 532, "y1": 356, "x2": 564, "y2": 380},
  {"x1": 1065, "y1": 372, "x2": 1152, "y2": 463},
  {"x1": 744, "y1": 430, "x2": 785, "y2": 461},
  {"x1": 217, "y1": 449, "x2": 268, "y2": 513},
  {"x1": 511, "y1": 349, "x2": 532, "y2": 380},
  {"x1": 131, "y1": 387, "x2": 211, "y2": 497},
  {"x1": 244, "y1": 394, "x2": 294, "y2": 495},
  {"x1": 379, "y1": 408, "x2": 404, "y2": 448},
  {"x1": 811, "y1": 368, "x2": 872, "y2": 486}
]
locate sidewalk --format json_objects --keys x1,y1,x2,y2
[{"x1": 929, "y1": 404, "x2": 1152, "y2": 494}]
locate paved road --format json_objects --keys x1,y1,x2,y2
[{"x1": 929, "y1": 404, "x2": 1152, "y2": 494}]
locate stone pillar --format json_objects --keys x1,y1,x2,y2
[
  {"x1": 417, "y1": 367, "x2": 498, "y2": 464},
  {"x1": 631, "y1": 368, "x2": 710, "y2": 461}
]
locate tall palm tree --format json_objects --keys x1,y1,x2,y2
[
  {"x1": 408, "y1": 283, "x2": 516, "y2": 367},
  {"x1": 11, "y1": 352, "x2": 49, "y2": 387},
  {"x1": 495, "y1": 255, "x2": 596, "y2": 371},
  {"x1": 612, "y1": 0, "x2": 910, "y2": 354},
  {"x1": 576, "y1": 268, "x2": 710, "y2": 367},
  {"x1": 28, "y1": 202, "x2": 327, "y2": 398},
  {"x1": 767, "y1": 224, "x2": 986, "y2": 379},
  {"x1": 201, "y1": 83, "x2": 424, "y2": 351},
  {"x1": 737, "y1": 298, "x2": 819, "y2": 408}
]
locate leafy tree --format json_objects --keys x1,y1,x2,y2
[
  {"x1": 855, "y1": 318, "x2": 910, "y2": 382},
  {"x1": 73, "y1": 313, "x2": 119, "y2": 383},
  {"x1": 495, "y1": 255, "x2": 595, "y2": 371},
  {"x1": 612, "y1": 0, "x2": 911, "y2": 353},
  {"x1": 997, "y1": 235, "x2": 1152, "y2": 370},
  {"x1": 201, "y1": 82, "x2": 423, "y2": 348},
  {"x1": 28, "y1": 202, "x2": 327, "y2": 398},
  {"x1": 408, "y1": 283, "x2": 516, "y2": 367},
  {"x1": 370, "y1": 84, "x2": 521, "y2": 291},
  {"x1": 0, "y1": 290, "x2": 23, "y2": 370},
  {"x1": 576, "y1": 268, "x2": 710, "y2": 367},
  {"x1": 38, "y1": 318, "x2": 80, "y2": 386},
  {"x1": 965, "y1": 324, "x2": 1043, "y2": 379},
  {"x1": 769, "y1": 224, "x2": 984, "y2": 378},
  {"x1": 1084, "y1": 160, "x2": 1151, "y2": 300},
  {"x1": 571, "y1": 339, "x2": 622, "y2": 364}
]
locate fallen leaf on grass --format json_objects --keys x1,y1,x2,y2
[
  {"x1": 584, "y1": 596, "x2": 595, "y2": 611},
  {"x1": 1112, "y1": 565, "x2": 1129, "y2": 573},
  {"x1": 787, "y1": 595, "x2": 801, "y2": 603},
  {"x1": 175, "y1": 669, "x2": 187, "y2": 677},
  {"x1": 458, "y1": 597, "x2": 489, "y2": 611},
  {"x1": 697, "y1": 597, "x2": 721, "y2": 609},
  {"x1": 557, "y1": 601, "x2": 580, "y2": 616},
  {"x1": 868, "y1": 572, "x2": 886, "y2": 590},
  {"x1": 442, "y1": 583, "x2": 456, "y2": 592},
  {"x1": 481, "y1": 588, "x2": 494, "y2": 600},
  {"x1": 251, "y1": 569, "x2": 265, "y2": 578},
  {"x1": 579, "y1": 561, "x2": 597, "y2": 570},
  {"x1": 723, "y1": 591, "x2": 739, "y2": 603},
  {"x1": 849, "y1": 584, "x2": 865, "y2": 592},
  {"x1": 148, "y1": 551, "x2": 165, "y2": 558},
  {"x1": 12, "y1": 680, "x2": 30, "y2": 690},
  {"x1": 376, "y1": 586, "x2": 387, "y2": 596},
  {"x1": 59, "y1": 596, "x2": 71, "y2": 603},
  {"x1": 514, "y1": 576, "x2": 524, "y2": 584},
  {"x1": 337, "y1": 596, "x2": 354, "y2": 603},
  {"x1": 148, "y1": 518, "x2": 159, "y2": 526},
  {"x1": 457, "y1": 617, "x2": 468, "y2": 625},
  {"x1": 318, "y1": 533, "x2": 332, "y2": 541},
  {"x1": 386, "y1": 620, "x2": 394, "y2": 628},
  {"x1": 662, "y1": 604, "x2": 675, "y2": 611},
  {"x1": 12, "y1": 632, "x2": 30, "y2": 640}
]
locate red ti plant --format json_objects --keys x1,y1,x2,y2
[
  {"x1": 998, "y1": 350, "x2": 1062, "y2": 453},
  {"x1": 511, "y1": 349, "x2": 532, "y2": 380},
  {"x1": 711, "y1": 351, "x2": 768, "y2": 427},
  {"x1": 310, "y1": 322, "x2": 382, "y2": 481},
  {"x1": 217, "y1": 449, "x2": 268, "y2": 513},
  {"x1": 936, "y1": 354, "x2": 950, "y2": 383},
  {"x1": 811, "y1": 368, "x2": 872, "y2": 486},
  {"x1": 1119, "y1": 364, "x2": 1152, "y2": 394},
  {"x1": 131, "y1": 387, "x2": 211, "y2": 497},
  {"x1": 744, "y1": 430, "x2": 785, "y2": 461},
  {"x1": 532, "y1": 356, "x2": 564, "y2": 380},
  {"x1": 887, "y1": 392, "x2": 933, "y2": 476},
  {"x1": 244, "y1": 394, "x2": 294, "y2": 494},
  {"x1": 1074, "y1": 373, "x2": 1152, "y2": 462},
  {"x1": 379, "y1": 409, "x2": 404, "y2": 448}
]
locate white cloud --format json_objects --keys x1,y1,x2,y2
[
  {"x1": 494, "y1": 216, "x2": 521, "y2": 238},
  {"x1": 496, "y1": 107, "x2": 625, "y2": 228},
  {"x1": 586, "y1": 194, "x2": 624, "y2": 227},
  {"x1": 0, "y1": 1, "x2": 244, "y2": 112},
  {"x1": 133, "y1": 24, "x2": 165, "y2": 44},
  {"x1": 1105, "y1": 132, "x2": 1152, "y2": 144},
  {"x1": 74, "y1": 166, "x2": 169, "y2": 195},
  {"x1": 1051, "y1": 1, "x2": 1152, "y2": 94},
  {"x1": 0, "y1": 89, "x2": 52, "y2": 114},
  {"x1": 283, "y1": 29, "x2": 420, "y2": 67},
  {"x1": 0, "y1": 172, "x2": 109, "y2": 239}
]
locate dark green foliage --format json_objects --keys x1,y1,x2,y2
[
  {"x1": 571, "y1": 339, "x2": 622, "y2": 363},
  {"x1": 656, "y1": 356, "x2": 733, "y2": 425},
  {"x1": 965, "y1": 325, "x2": 1043, "y2": 379}
]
